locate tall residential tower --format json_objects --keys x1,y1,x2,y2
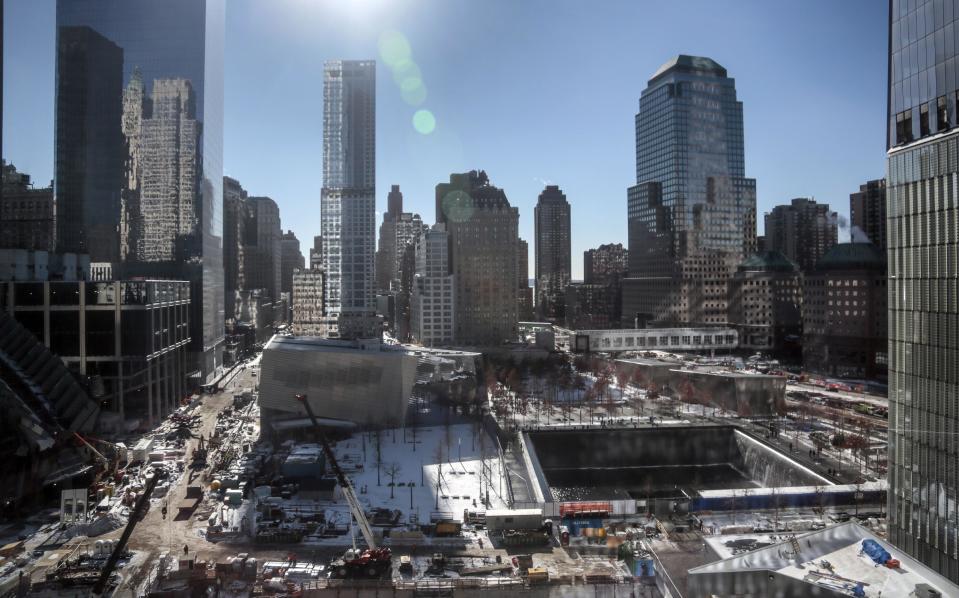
[{"x1": 321, "y1": 60, "x2": 377, "y2": 339}]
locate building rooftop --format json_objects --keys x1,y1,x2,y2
[
  {"x1": 737, "y1": 251, "x2": 799, "y2": 273},
  {"x1": 650, "y1": 54, "x2": 727, "y2": 83},
  {"x1": 816, "y1": 243, "x2": 885, "y2": 272},
  {"x1": 690, "y1": 521, "x2": 959, "y2": 598}
]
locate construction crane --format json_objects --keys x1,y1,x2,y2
[
  {"x1": 91, "y1": 468, "x2": 168, "y2": 596},
  {"x1": 294, "y1": 394, "x2": 391, "y2": 578}
]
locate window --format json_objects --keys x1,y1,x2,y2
[
  {"x1": 937, "y1": 95, "x2": 949, "y2": 131},
  {"x1": 920, "y1": 103, "x2": 930, "y2": 137}
]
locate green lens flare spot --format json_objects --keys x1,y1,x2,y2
[
  {"x1": 391, "y1": 58, "x2": 421, "y2": 85},
  {"x1": 378, "y1": 30, "x2": 411, "y2": 67},
  {"x1": 413, "y1": 109, "x2": 436, "y2": 135},
  {"x1": 400, "y1": 78, "x2": 427, "y2": 105}
]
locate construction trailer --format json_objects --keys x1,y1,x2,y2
[{"x1": 486, "y1": 508, "x2": 544, "y2": 533}]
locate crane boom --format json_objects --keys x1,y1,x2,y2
[
  {"x1": 295, "y1": 394, "x2": 377, "y2": 549},
  {"x1": 92, "y1": 469, "x2": 167, "y2": 595}
]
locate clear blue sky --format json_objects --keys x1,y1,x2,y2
[{"x1": 4, "y1": 0, "x2": 887, "y2": 279}]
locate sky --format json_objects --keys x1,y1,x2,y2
[{"x1": 3, "y1": 0, "x2": 888, "y2": 280}]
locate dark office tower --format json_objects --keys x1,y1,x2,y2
[
  {"x1": 436, "y1": 171, "x2": 519, "y2": 344},
  {"x1": 280, "y1": 230, "x2": 305, "y2": 296},
  {"x1": 310, "y1": 235, "x2": 323, "y2": 270},
  {"x1": 54, "y1": 25, "x2": 124, "y2": 261},
  {"x1": 244, "y1": 197, "x2": 282, "y2": 303},
  {"x1": 387, "y1": 184, "x2": 403, "y2": 217},
  {"x1": 56, "y1": 0, "x2": 226, "y2": 382},
  {"x1": 321, "y1": 60, "x2": 376, "y2": 339},
  {"x1": 517, "y1": 238, "x2": 534, "y2": 322},
  {"x1": 223, "y1": 176, "x2": 248, "y2": 319},
  {"x1": 887, "y1": 0, "x2": 959, "y2": 581},
  {"x1": 763, "y1": 198, "x2": 838, "y2": 273},
  {"x1": 534, "y1": 185, "x2": 571, "y2": 322},
  {"x1": 623, "y1": 56, "x2": 756, "y2": 327},
  {"x1": 376, "y1": 185, "x2": 402, "y2": 292},
  {"x1": 850, "y1": 179, "x2": 887, "y2": 251}
]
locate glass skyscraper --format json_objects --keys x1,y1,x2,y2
[
  {"x1": 623, "y1": 55, "x2": 756, "y2": 327},
  {"x1": 887, "y1": 0, "x2": 959, "y2": 581},
  {"x1": 55, "y1": 0, "x2": 225, "y2": 381},
  {"x1": 320, "y1": 60, "x2": 377, "y2": 338}
]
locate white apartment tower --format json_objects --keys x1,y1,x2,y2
[
  {"x1": 320, "y1": 60, "x2": 377, "y2": 338},
  {"x1": 411, "y1": 224, "x2": 454, "y2": 346}
]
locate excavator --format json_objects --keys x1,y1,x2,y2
[{"x1": 294, "y1": 394, "x2": 392, "y2": 579}]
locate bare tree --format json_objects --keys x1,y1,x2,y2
[
  {"x1": 433, "y1": 442, "x2": 445, "y2": 509},
  {"x1": 383, "y1": 462, "x2": 403, "y2": 499}
]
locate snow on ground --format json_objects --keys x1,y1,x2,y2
[{"x1": 330, "y1": 423, "x2": 510, "y2": 525}]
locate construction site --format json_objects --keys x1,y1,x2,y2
[{"x1": 0, "y1": 332, "x2": 955, "y2": 598}]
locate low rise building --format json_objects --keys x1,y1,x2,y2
[
  {"x1": 689, "y1": 522, "x2": 959, "y2": 597},
  {"x1": 0, "y1": 279, "x2": 191, "y2": 424},
  {"x1": 565, "y1": 282, "x2": 620, "y2": 330},
  {"x1": 1, "y1": 161, "x2": 55, "y2": 252},
  {"x1": 257, "y1": 335, "x2": 418, "y2": 431}
]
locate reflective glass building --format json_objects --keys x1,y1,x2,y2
[
  {"x1": 320, "y1": 60, "x2": 377, "y2": 338},
  {"x1": 887, "y1": 0, "x2": 959, "y2": 582},
  {"x1": 623, "y1": 55, "x2": 756, "y2": 327},
  {"x1": 55, "y1": 0, "x2": 225, "y2": 381}
]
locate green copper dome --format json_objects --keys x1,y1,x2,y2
[
  {"x1": 737, "y1": 251, "x2": 798, "y2": 273},
  {"x1": 816, "y1": 242, "x2": 886, "y2": 272}
]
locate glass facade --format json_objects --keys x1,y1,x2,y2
[
  {"x1": 888, "y1": 0, "x2": 959, "y2": 146},
  {"x1": 887, "y1": 133, "x2": 959, "y2": 581},
  {"x1": 55, "y1": 0, "x2": 225, "y2": 380},
  {"x1": 888, "y1": 0, "x2": 959, "y2": 583},
  {"x1": 625, "y1": 55, "x2": 756, "y2": 325},
  {"x1": 321, "y1": 60, "x2": 376, "y2": 336}
]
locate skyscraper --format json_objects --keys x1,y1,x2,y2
[
  {"x1": 55, "y1": 0, "x2": 225, "y2": 381},
  {"x1": 887, "y1": 0, "x2": 959, "y2": 580},
  {"x1": 310, "y1": 235, "x2": 323, "y2": 270},
  {"x1": 280, "y1": 230, "x2": 305, "y2": 296},
  {"x1": 534, "y1": 185, "x2": 571, "y2": 321},
  {"x1": 375, "y1": 184, "x2": 402, "y2": 292},
  {"x1": 623, "y1": 55, "x2": 756, "y2": 327},
  {"x1": 375, "y1": 185, "x2": 424, "y2": 293},
  {"x1": 436, "y1": 171, "x2": 519, "y2": 344},
  {"x1": 321, "y1": 60, "x2": 377, "y2": 339},
  {"x1": 517, "y1": 238, "x2": 534, "y2": 322},
  {"x1": 850, "y1": 178, "x2": 887, "y2": 251},
  {"x1": 764, "y1": 197, "x2": 838, "y2": 273},
  {"x1": 55, "y1": 25, "x2": 124, "y2": 262},
  {"x1": 244, "y1": 197, "x2": 282, "y2": 303},
  {"x1": 411, "y1": 224, "x2": 455, "y2": 346}
]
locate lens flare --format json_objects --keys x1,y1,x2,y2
[
  {"x1": 400, "y1": 78, "x2": 427, "y2": 105},
  {"x1": 378, "y1": 30, "x2": 411, "y2": 67},
  {"x1": 413, "y1": 109, "x2": 436, "y2": 135}
]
